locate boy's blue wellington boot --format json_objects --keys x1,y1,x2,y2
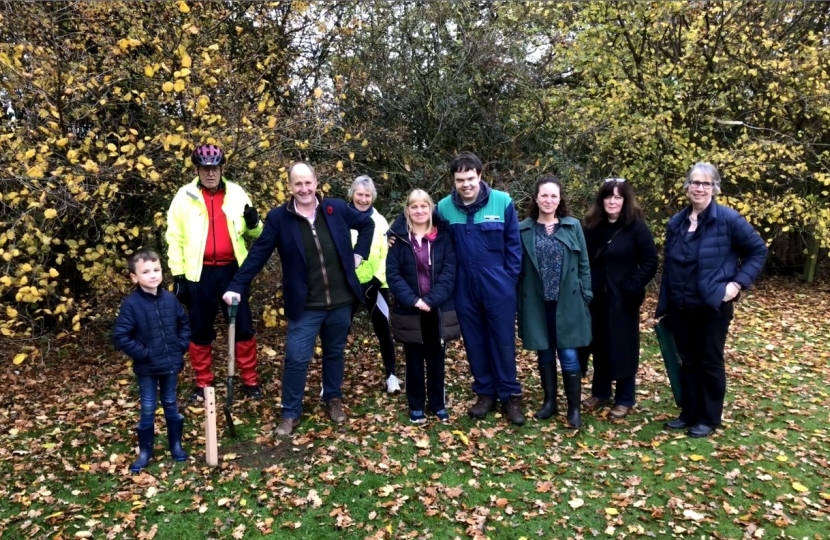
[
  {"x1": 129, "y1": 426, "x2": 155, "y2": 473},
  {"x1": 166, "y1": 416, "x2": 188, "y2": 462}
]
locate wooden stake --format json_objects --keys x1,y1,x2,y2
[{"x1": 205, "y1": 386, "x2": 218, "y2": 467}]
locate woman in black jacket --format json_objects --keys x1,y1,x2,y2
[
  {"x1": 386, "y1": 189, "x2": 460, "y2": 424},
  {"x1": 580, "y1": 179, "x2": 658, "y2": 419}
]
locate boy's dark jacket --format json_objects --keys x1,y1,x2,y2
[
  {"x1": 386, "y1": 211, "x2": 461, "y2": 343},
  {"x1": 113, "y1": 287, "x2": 190, "y2": 376}
]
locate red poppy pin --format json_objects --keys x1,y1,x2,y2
[{"x1": 326, "y1": 205, "x2": 333, "y2": 215}]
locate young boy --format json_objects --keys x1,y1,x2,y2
[{"x1": 113, "y1": 249, "x2": 191, "y2": 473}]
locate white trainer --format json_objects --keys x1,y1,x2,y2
[{"x1": 386, "y1": 374, "x2": 402, "y2": 394}]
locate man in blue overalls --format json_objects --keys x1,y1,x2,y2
[{"x1": 436, "y1": 152, "x2": 524, "y2": 425}]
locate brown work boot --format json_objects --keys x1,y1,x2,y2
[
  {"x1": 467, "y1": 394, "x2": 496, "y2": 419},
  {"x1": 608, "y1": 404, "x2": 632, "y2": 419},
  {"x1": 325, "y1": 398, "x2": 348, "y2": 423},
  {"x1": 582, "y1": 396, "x2": 613, "y2": 411},
  {"x1": 275, "y1": 417, "x2": 300, "y2": 436},
  {"x1": 501, "y1": 394, "x2": 526, "y2": 426}
]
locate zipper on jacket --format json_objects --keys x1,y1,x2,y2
[
  {"x1": 153, "y1": 296, "x2": 171, "y2": 371},
  {"x1": 310, "y1": 221, "x2": 332, "y2": 307},
  {"x1": 209, "y1": 194, "x2": 217, "y2": 266}
]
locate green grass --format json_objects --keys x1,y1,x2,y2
[{"x1": 2, "y1": 278, "x2": 829, "y2": 539}]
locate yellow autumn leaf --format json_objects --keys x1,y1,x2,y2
[
  {"x1": 173, "y1": 79, "x2": 185, "y2": 92},
  {"x1": 6, "y1": 306, "x2": 18, "y2": 317},
  {"x1": 792, "y1": 482, "x2": 809, "y2": 493},
  {"x1": 776, "y1": 455, "x2": 788, "y2": 462},
  {"x1": 79, "y1": 464, "x2": 90, "y2": 471},
  {"x1": 451, "y1": 430, "x2": 468, "y2": 445},
  {"x1": 181, "y1": 54, "x2": 192, "y2": 68},
  {"x1": 689, "y1": 454, "x2": 705, "y2": 461},
  {"x1": 162, "y1": 81, "x2": 174, "y2": 92},
  {"x1": 13, "y1": 353, "x2": 26, "y2": 365},
  {"x1": 44, "y1": 208, "x2": 58, "y2": 219},
  {"x1": 144, "y1": 65, "x2": 154, "y2": 77},
  {"x1": 819, "y1": 492, "x2": 830, "y2": 501},
  {"x1": 178, "y1": 1, "x2": 190, "y2": 14},
  {"x1": 605, "y1": 507, "x2": 619, "y2": 515}
]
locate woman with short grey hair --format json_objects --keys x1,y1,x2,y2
[
  {"x1": 348, "y1": 175, "x2": 401, "y2": 394},
  {"x1": 655, "y1": 162, "x2": 767, "y2": 438},
  {"x1": 683, "y1": 162, "x2": 722, "y2": 195}
]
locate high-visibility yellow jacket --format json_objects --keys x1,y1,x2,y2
[
  {"x1": 351, "y1": 207, "x2": 389, "y2": 287},
  {"x1": 165, "y1": 178, "x2": 263, "y2": 281}
]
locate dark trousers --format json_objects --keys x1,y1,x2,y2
[
  {"x1": 404, "y1": 311, "x2": 445, "y2": 413},
  {"x1": 591, "y1": 373, "x2": 636, "y2": 407},
  {"x1": 188, "y1": 263, "x2": 254, "y2": 343},
  {"x1": 351, "y1": 284, "x2": 396, "y2": 377},
  {"x1": 668, "y1": 303, "x2": 733, "y2": 427}
]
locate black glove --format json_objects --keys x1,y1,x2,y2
[
  {"x1": 243, "y1": 204, "x2": 259, "y2": 229},
  {"x1": 173, "y1": 275, "x2": 191, "y2": 308}
]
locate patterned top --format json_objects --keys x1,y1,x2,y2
[{"x1": 535, "y1": 222, "x2": 564, "y2": 301}]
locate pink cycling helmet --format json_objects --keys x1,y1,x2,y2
[{"x1": 191, "y1": 144, "x2": 226, "y2": 167}]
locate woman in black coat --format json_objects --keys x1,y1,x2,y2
[
  {"x1": 386, "y1": 189, "x2": 461, "y2": 424},
  {"x1": 580, "y1": 179, "x2": 657, "y2": 419}
]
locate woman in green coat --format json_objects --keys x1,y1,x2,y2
[{"x1": 517, "y1": 175, "x2": 592, "y2": 428}]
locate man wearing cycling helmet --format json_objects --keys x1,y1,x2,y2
[{"x1": 166, "y1": 143, "x2": 264, "y2": 402}]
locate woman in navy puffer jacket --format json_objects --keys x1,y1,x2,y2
[{"x1": 656, "y1": 163, "x2": 767, "y2": 439}]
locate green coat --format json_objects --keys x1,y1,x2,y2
[{"x1": 517, "y1": 216, "x2": 593, "y2": 351}]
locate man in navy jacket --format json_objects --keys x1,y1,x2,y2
[{"x1": 224, "y1": 162, "x2": 374, "y2": 436}]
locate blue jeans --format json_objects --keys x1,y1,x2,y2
[
  {"x1": 537, "y1": 300, "x2": 581, "y2": 373},
  {"x1": 538, "y1": 347, "x2": 580, "y2": 372},
  {"x1": 136, "y1": 373, "x2": 181, "y2": 429},
  {"x1": 282, "y1": 305, "x2": 352, "y2": 419},
  {"x1": 591, "y1": 374, "x2": 636, "y2": 407}
]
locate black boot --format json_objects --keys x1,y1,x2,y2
[
  {"x1": 130, "y1": 426, "x2": 154, "y2": 473},
  {"x1": 563, "y1": 371, "x2": 583, "y2": 429},
  {"x1": 534, "y1": 362, "x2": 558, "y2": 420},
  {"x1": 166, "y1": 416, "x2": 188, "y2": 462}
]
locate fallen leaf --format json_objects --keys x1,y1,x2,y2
[
  {"x1": 683, "y1": 509, "x2": 706, "y2": 521},
  {"x1": 569, "y1": 498, "x2": 584, "y2": 509},
  {"x1": 792, "y1": 482, "x2": 809, "y2": 493},
  {"x1": 452, "y1": 430, "x2": 469, "y2": 445}
]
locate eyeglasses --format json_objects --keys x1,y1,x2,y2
[
  {"x1": 604, "y1": 178, "x2": 626, "y2": 183},
  {"x1": 689, "y1": 181, "x2": 714, "y2": 189}
]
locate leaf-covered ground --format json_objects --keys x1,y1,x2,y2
[{"x1": 1, "y1": 277, "x2": 829, "y2": 539}]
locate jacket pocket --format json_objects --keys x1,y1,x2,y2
[{"x1": 480, "y1": 221, "x2": 505, "y2": 251}]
